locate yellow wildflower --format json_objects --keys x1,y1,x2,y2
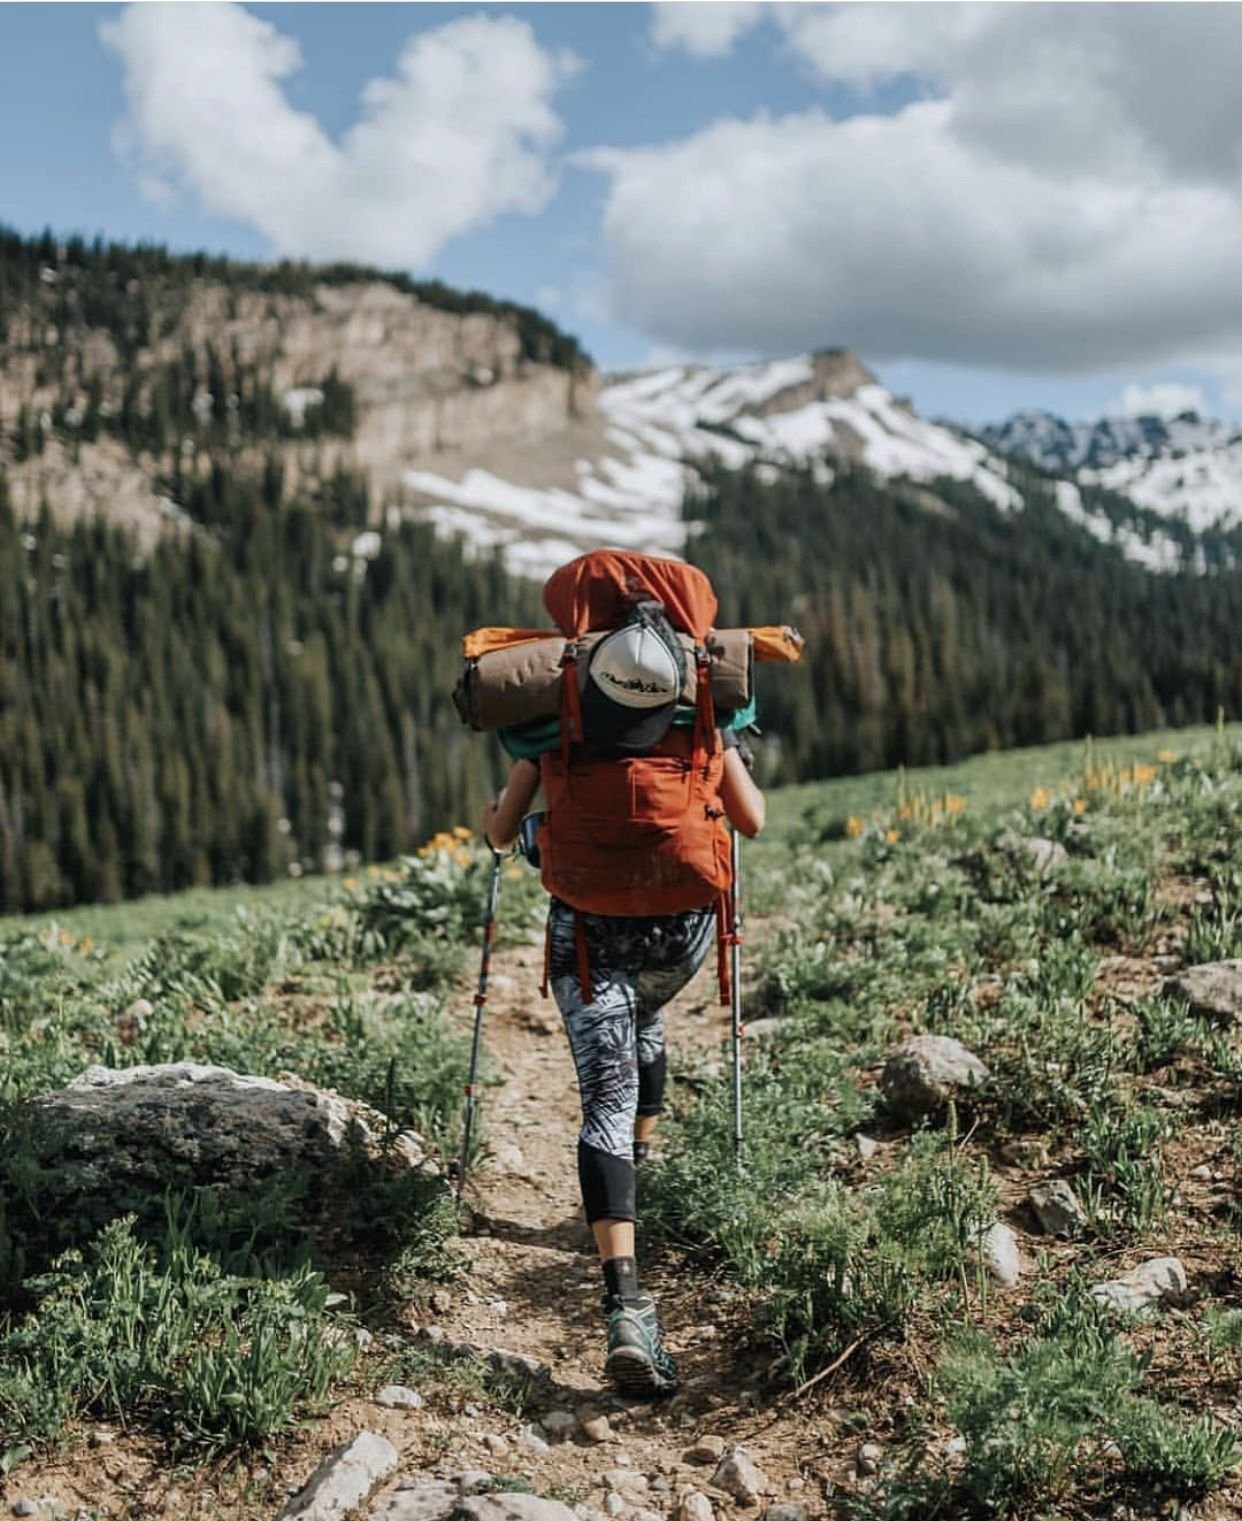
[
  {"x1": 944, "y1": 794, "x2": 966, "y2": 816},
  {"x1": 366, "y1": 864, "x2": 382, "y2": 877},
  {"x1": 1073, "y1": 798, "x2": 1087, "y2": 815},
  {"x1": 896, "y1": 802, "x2": 913, "y2": 822},
  {"x1": 885, "y1": 828, "x2": 901, "y2": 845},
  {"x1": 1132, "y1": 763, "x2": 1157, "y2": 786},
  {"x1": 845, "y1": 816, "x2": 865, "y2": 839},
  {"x1": 1157, "y1": 749, "x2": 1178, "y2": 763},
  {"x1": 59, "y1": 929, "x2": 73, "y2": 946},
  {"x1": 343, "y1": 877, "x2": 360, "y2": 892},
  {"x1": 78, "y1": 936, "x2": 94, "y2": 952},
  {"x1": 452, "y1": 826, "x2": 473, "y2": 840},
  {"x1": 1029, "y1": 786, "x2": 1052, "y2": 810}
]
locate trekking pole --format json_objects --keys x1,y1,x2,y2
[
  {"x1": 456, "y1": 846, "x2": 504, "y2": 1202},
  {"x1": 729, "y1": 827, "x2": 744, "y2": 1167}
]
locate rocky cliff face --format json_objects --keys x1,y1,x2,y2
[{"x1": 0, "y1": 275, "x2": 595, "y2": 541}]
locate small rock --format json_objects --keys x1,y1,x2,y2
[
  {"x1": 604, "y1": 1471, "x2": 647, "y2": 1494},
  {"x1": 1190, "y1": 1164, "x2": 1213, "y2": 1181},
  {"x1": 1029, "y1": 1178, "x2": 1088, "y2": 1237},
  {"x1": 683, "y1": 1436, "x2": 727, "y2": 1465},
  {"x1": 376, "y1": 1385, "x2": 423, "y2": 1410},
  {"x1": 745, "y1": 1018, "x2": 789, "y2": 1043},
  {"x1": 604, "y1": 1497, "x2": 624, "y2": 1518},
  {"x1": 1090, "y1": 1257, "x2": 1189, "y2": 1315},
  {"x1": 463, "y1": 1402, "x2": 479, "y2": 1418},
  {"x1": 493, "y1": 1143, "x2": 526, "y2": 1172},
  {"x1": 761, "y1": 1507, "x2": 807, "y2": 1521},
  {"x1": 944, "y1": 1435, "x2": 967, "y2": 1458},
  {"x1": 279, "y1": 1432, "x2": 399, "y2": 1520},
  {"x1": 711, "y1": 1449, "x2": 769, "y2": 1507},
  {"x1": 880, "y1": 1035, "x2": 988, "y2": 1118},
  {"x1": 12, "y1": 1504, "x2": 41, "y2": 1519},
  {"x1": 786, "y1": 1479, "x2": 805, "y2": 1493},
  {"x1": 980, "y1": 1221, "x2": 1022, "y2": 1286},
  {"x1": 854, "y1": 1134, "x2": 878, "y2": 1161},
  {"x1": 518, "y1": 1426, "x2": 549, "y2": 1454},
  {"x1": 1165, "y1": 961, "x2": 1242, "y2": 1023},
  {"x1": 649, "y1": 1477, "x2": 671, "y2": 1494},
  {"x1": 578, "y1": 1406, "x2": 612, "y2": 1443},
  {"x1": 430, "y1": 1290, "x2": 452, "y2": 1315},
  {"x1": 483, "y1": 1435, "x2": 509, "y2": 1456},
  {"x1": 488, "y1": 1299, "x2": 509, "y2": 1317},
  {"x1": 856, "y1": 1443, "x2": 883, "y2": 1477},
  {"x1": 124, "y1": 997, "x2": 155, "y2": 1021},
  {"x1": 455, "y1": 1472, "x2": 493, "y2": 1496},
  {"x1": 89, "y1": 1427, "x2": 118, "y2": 1446},
  {"x1": 421, "y1": 1325, "x2": 446, "y2": 1343},
  {"x1": 540, "y1": 1408, "x2": 578, "y2": 1440},
  {"x1": 677, "y1": 1493, "x2": 714, "y2": 1521}
]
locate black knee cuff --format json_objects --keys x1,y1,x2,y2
[
  {"x1": 578, "y1": 1140, "x2": 636, "y2": 1223},
  {"x1": 637, "y1": 1050, "x2": 667, "y2": 1117}
]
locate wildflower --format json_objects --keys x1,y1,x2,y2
[
  {"x1": 366, "y1": 864, "x2": 382, "y2": 877},
  {"x1": 1073, "y1": 798, "x2": 1088, "y2": 815},
  {"x1": 944, "y1": 794, "x2": 966, "y2": 816},
  {"x1": 1132, "y1": 763, "x2": 1157, "y2": 786},
  {"x1": 59, "y1": 929, "x2": 72, "y2": 946},
  {"x1": 896, "y1": 802, "x2": 913, "y2": 822},
  {"x1": 885, "y1": 828, "x2": 901, "y2": 845},
  {"x1": 845, "y1": 815, "x2": 865, "y2": 839},
  {"x1": 78, "y1": 936, "x2": 94, "y2": 953},
  {"x1": 452, "y1": 826, "x2": 473, "y2": 840},
  {"x1": 1029, "y1": 786, "x2": 1052, "y2": 810},
  {"x1": 343, "y1": 877, "x2": 360, "y2": 892},
  {"x1": 1157, "y1": 749, "x2": 1178, "y2": 763}
]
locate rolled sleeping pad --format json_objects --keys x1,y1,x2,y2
[{"x1": 453, "y1": 627, "x2": 755, "y2": 732}]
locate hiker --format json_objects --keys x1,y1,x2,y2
[{"x1": 480, "y1": 570, "x2": 765, "y2": 1398}]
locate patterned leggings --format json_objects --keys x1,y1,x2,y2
[{"x1": 547, "y1": 899, "x2": 715, "y2": 1223}]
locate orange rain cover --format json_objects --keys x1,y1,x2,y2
[{"x1": 542, "y1": 550, "x2": 718, "y2": 640}]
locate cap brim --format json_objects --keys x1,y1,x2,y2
[{"x1": 581, "y1": 680, "x2": 677, "y2": 752}]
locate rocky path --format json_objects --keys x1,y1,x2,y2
[{"x1": 336, "y1": 938, "x2": 830, "y2": 1521}]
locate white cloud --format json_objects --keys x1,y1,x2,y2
[
  {"x1": 649, "y1": 3, "x2": 765, "y2": 60},
  {"x1": 603, "y1": 4, "x2": 1242, "y2": 376},
  {"x1": 101, "y1": 2, "x2": 577, "y2": 266},
  {"x1": 1110, "y1": 383, "x2": 1208, "y2": 420}
]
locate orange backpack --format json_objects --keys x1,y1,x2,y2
[{"x1": 535, "y1": 551, "x2": 736, "y2": 1000}]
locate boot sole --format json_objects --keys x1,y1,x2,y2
[{"x1": 605, "y1": 1344, "x2": 677, "y2": 1398}]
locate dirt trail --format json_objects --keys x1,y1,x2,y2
[{"x1": 357, "y1": 936, "x2": 832, "y2": 1514}]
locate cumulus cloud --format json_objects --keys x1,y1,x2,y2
[
  {"x1": 101, "y1": 2, "x2": 577, "y2": 266},
  {"x1": 609, "y1": 4, "x2": 1242, "y2": 374},
  {"x1": 1110, "y1": 383, "x2": 1208, "y2": 420},
  {"x1": 649, "y1": 2, "x2": 766, "y2": 60}
]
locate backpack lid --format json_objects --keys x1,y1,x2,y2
[
  {"x1": 581, "y1": 604, "x2": 685, "y2": 753},
  {"x1": 543, "y1": 550, "x2": 718, "y2": 640}
]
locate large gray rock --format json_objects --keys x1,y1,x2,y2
[
  {"x1": 373, "y1": 1480, "x2": 458, "y2": 1521},
  {"x1": 454, "y1": 1498, "x2": 581, "y2": 1521},
  {"x1": 998, "y1": 834, "x2": 1068, "y2": 876},
  {"x1": 1090, "y1": 1257, "x2": 1189, "y2": 1315},
  {"x1": 1029, "y1": 1179, "x2": 1088, "y2": 1238},
  {"x1": 979, "y1": 1222, "x2": 1022, "y2": 1287},
  {"x1": 280, "y1": 1432, "x2": 399, "y2": 1520},
  {"x1": 28, "y1": 1063, "x2": 430, "y2": 1219},
  {"x1": 880, "y1": 1036, "x2": 988, "y2": 1117},
  {"x1": 1165, "y1": 961, "x2": 1242, "y2": 1022}
]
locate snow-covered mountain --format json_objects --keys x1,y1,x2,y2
[
  {"x1": 983, "y1": 409, "x2": 1242, "y2": 535},
  {"x1": 404, "y1": 351, "x2": 1022, "y2": 576}
]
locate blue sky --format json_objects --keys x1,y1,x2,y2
[{"x1": 3, "y1": 2, "x2": 1241, "y2": 424}]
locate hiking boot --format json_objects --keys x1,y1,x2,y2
[{"x1": 604, "y1": 1293, "x2": 678, "y2": 1397}]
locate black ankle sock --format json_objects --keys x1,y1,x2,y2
[
  {"x1": 633, "y1": 1140, "x2": 651, "y2": 1165},
  {"x1": 603, "y1": 1255, "x2": 641, "y2": 1305}
]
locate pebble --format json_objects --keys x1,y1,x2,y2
[
  {"x1": 463, "y1": 1403, "x2": 479, "y2": 1418},
  {"x1": 430, "y1": 1290, "x2": 453, "y2": 1315},
  {"x1": 488, "y1": 1299, "x2": 510, "y2": 1318},
  {"x1": 604, "y1": 1497, "x2": 624, "y2": 1517},
  {"x1": 12, "y1": 1504, "x2": 42, "y2": 1519},
  {"x1": 677, "y1": 1494, "x2": 714, "y2": 1521},
  {"x1": 455, "y1": 1472, "x2": 493, "y2": 1495},
  {"x1": 787, "y1": 1479, "x2": 805, "y2": 1493},
  {"x1": 89, "y1": 1428, "x2": 118, "y2": 1446},
  {"x1": 1190, "y1": 1164, "x2": 1213, "y2": 1180},
  {"x1": 377, "y1": 1385, "x2": 424, "y2": 1410},
  {"x1": 604, "y1": 1470, "x2": 647, "y2": 1493},
  {"x1": 422, "y1": 1325, "x2": 447, "y2": 1344},
  {"x1": 857, "y1": 1443, "x2": 883, "y2": 1476},
  {"x1": 518, "y1": 1427, "x2": 550, "y2": 1454},
  {"x1": 761, "y1": 1507, "x2": 807, "y2": 1521},
  {"x1": 855, "y1": 1133, "x2": 878, "y2": 1161},
  {"x1": 483, "y1": 1435, "x2": 510, "y2": 1456},
  {"x1": 683, "y1": 1436, "x2": 727, "y2": 1465}
]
